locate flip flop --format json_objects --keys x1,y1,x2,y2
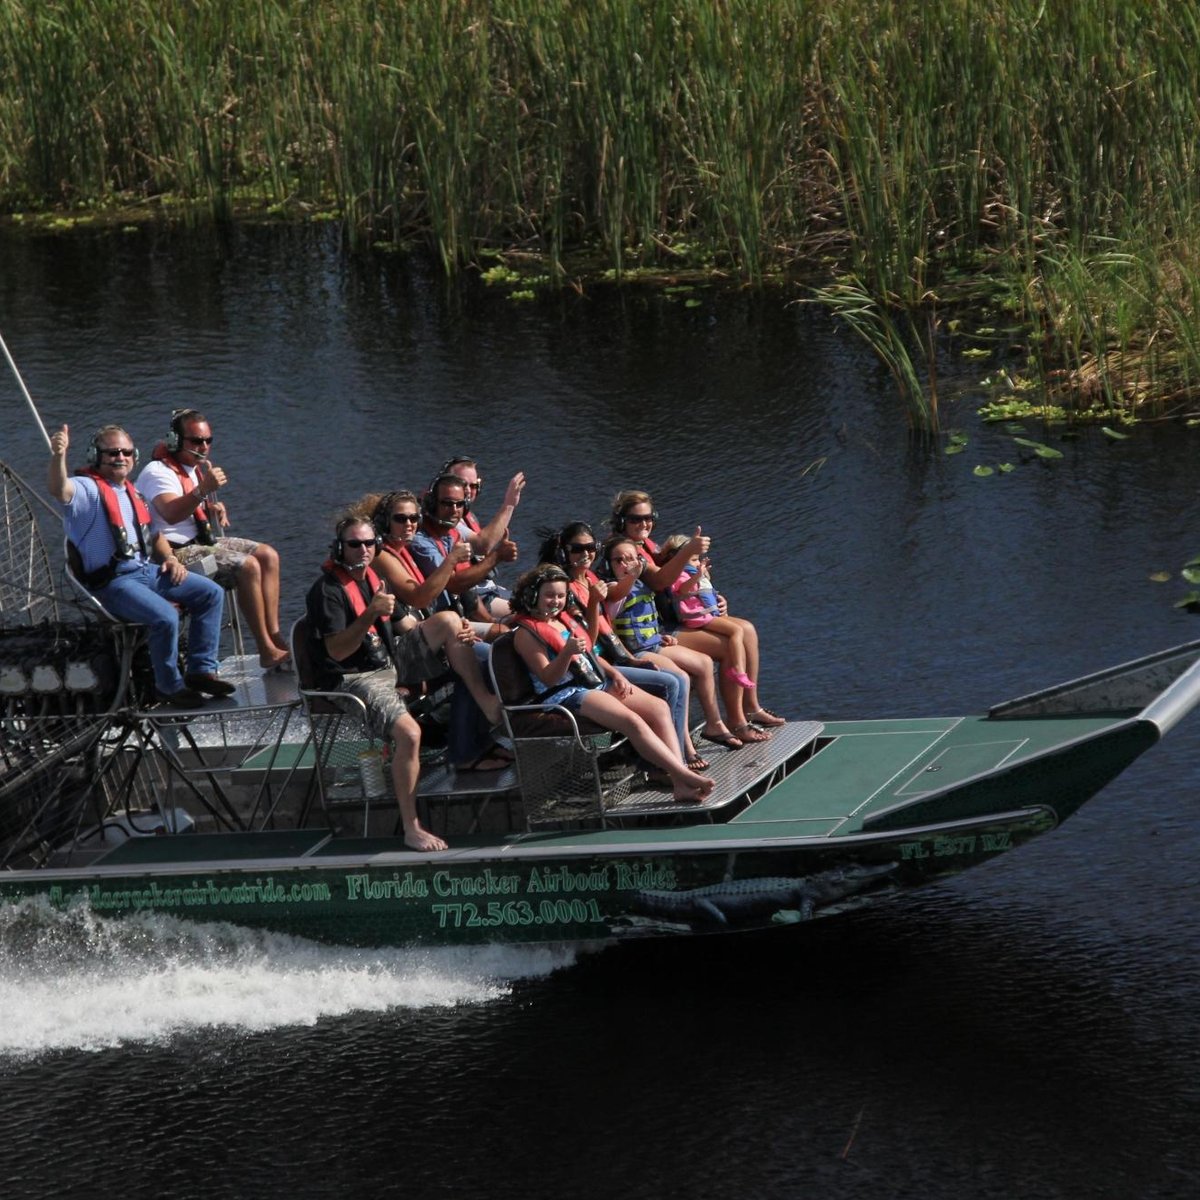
[
  {"x1": 700, "y1": 729, "x2": 744, "y2": 751},
  {"x1": 732, "y1": 722, "x2": 771, "y2": 743},
  {"x1": 686, "y1": 754, "x2": 711, "y2": 771},
  {"x1": 455, "y1": 752, "x2": 512, "y2": 773},
  {"x1": 747, "y1": 708, "x2": 786, "y2": 727}
]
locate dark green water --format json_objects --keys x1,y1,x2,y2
[{"x1": 1, "y1": 225, "x2": 1198, "y2": 1198}]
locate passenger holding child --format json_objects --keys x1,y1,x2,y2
[
  {"x1": 511, "y1": 564, "x2": 714, "y2": 804},
  {"x1": 540, "y1": 523, "x2": 709, "y2": 770},
  {"x1": 656, "y1": 532, "x2": 784, "y2": 737},
  {"x1": 609, "y1": 488, "x2": 784, "y2": 742},
  {"x1": 603, "y1": 536, "x2": 748, "y2": 751}
]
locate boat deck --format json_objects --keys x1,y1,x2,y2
[{"x1": 70, "y1": 709, "x2": 1138, "y2": 873}]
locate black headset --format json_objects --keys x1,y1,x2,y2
[
  {"x1": 330, "y1": 516, "x2": 380, "y2": 564},
  {"x1": 517, "y1": 564, "x2": 569, "y2": 614},
  {"x1": 421, "y1": 473, "x2": 468, "y2": 521},
  {"x1": 437, "y1": 455, "x2": 477, "y2": 514},
  {"x1": 611, "y1": 499, "x2": 658, "y2": 533},
  {"x1": 164, "y1": 408, "x2": 202, "y2": 453},
  {"x1": 85, "y1": 427, "x2": 139, "y2": 468},
  {"x1": 552, "y1": 523, "x2": 594, "y2": 568}
]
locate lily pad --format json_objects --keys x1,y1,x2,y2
[
  {"x1": 998, "y1": 462, "x2": 1016, "y2": 473},
  {"x1": 972, "y1": 465, "x2": 994, "y2": 477},
  {"x1": 1100, "y1": 426, "x2": 1129, "y2": 440},
  {"x1": 1149, "y1": 572, "x2": 1171, "y2": 583},
  {"x1": 1183, "y1": 567, "x2": 1200, "y2": 585}
]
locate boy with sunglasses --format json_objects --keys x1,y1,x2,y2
[{"x1": 48, "y1": 422, "x2": 228, "y2": 708}]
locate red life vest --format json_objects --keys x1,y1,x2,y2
[
  {"x1": 513, "y1": 611, "x2": 604, "y2": 687},
  {"x1": 78, "y1": 469, "x2": 153, "y2": 561},
  {"x1": 381, "y1": 540, "x2": 425, "y2": 584},
  {"x1": 321, "y1": 560, "x2": 391, "y2": 640},
  {"x1": 151, "y1": 446, "x2": 216, "y2": 545},
  {"x1": 567, "y1": 573, "x2": 616, "y2": 637}
]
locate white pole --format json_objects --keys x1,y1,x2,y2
[{"x1": 0, "y1": 329, "x2": 52, "y2": 449}]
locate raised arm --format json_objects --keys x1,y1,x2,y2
[
  {"x1": 641, "y1": 526, "x2": 710, "y2": 592},
  {"x1": 47, "y1": 424, "x2": 74, "y2": 502},
  {"x1": 467, "y1": 472, "x2": 525, "y2": 553},
  {"x1": 146, "y1": 458, "x2": 228, "y2": 524}
]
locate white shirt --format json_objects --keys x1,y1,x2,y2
[{"x1": 137, "y1": 459, "x2": 202, "y2": 545}]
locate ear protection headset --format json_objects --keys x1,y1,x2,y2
[
  {"x1": 517, "y1": 564, "x2": 569, "y2": 614},
  {"x1": 611, "y1": 499, "x2": 658, "y2": 533},
  {"x1": 164, "y1": 408, "x2": 202, "y2": 453},
  {"x1": 437, "y1": 456, "x2": 477, "y2": 515},
  {"x1": 330, "y1": 517, "x2": 380, "y2": 564},
  {"x1": 372, "y1": 492, "x2": 401, "y2": 538},
  {"x1": 422, "y1": 474, "x2": 468, "y2": 522},
  {"x1": 553, "y1": 523, "x2": 594, "y2": 568},
  {"x1": 85, "y1": 427, "x2": 139, "y2": 468}
]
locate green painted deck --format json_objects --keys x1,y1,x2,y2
[{"x1": 79, "y1": 712, "x2": 1139, "y2": 868}]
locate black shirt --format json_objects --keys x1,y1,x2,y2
[{"x1": 304, "y1": 569, "x2": 395, "y2": 689}]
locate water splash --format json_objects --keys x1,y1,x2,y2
[{"x1": 0, "y1": 897, "x2": 577, "y2": 1057}]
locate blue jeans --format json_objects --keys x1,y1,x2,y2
[
  {"x1": 448, "y1": 640, "x2": 495, "y2": 765},
  {"x1": 96, "y1": 560, "x2": 224, "y2": 694},
  {"x1": 616, "y1": 663, "x2": 691, "y2": 754}
]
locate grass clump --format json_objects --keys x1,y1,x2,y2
[{"x1": 3, "y1": 1, "x2": 1200, "y2": 429}]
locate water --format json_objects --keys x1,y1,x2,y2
[{"x1": 2, "y1": 224, "x2": 1199, "y2": 1198}]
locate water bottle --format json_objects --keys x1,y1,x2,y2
[{"x1": 358, "y1": 748, "x2": 387, "y2": 798}]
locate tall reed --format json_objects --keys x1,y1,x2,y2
[{"x1": 2, "y1": 0, "x2": 1199, "y2": 425}]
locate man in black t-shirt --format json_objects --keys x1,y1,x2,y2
[{"x1": 304, "y1": 517, "x2": 445, "y2": 852}]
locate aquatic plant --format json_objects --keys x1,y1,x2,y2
[{"x1": 2, "y1": 0, "x2": 1200, "y2": 427}]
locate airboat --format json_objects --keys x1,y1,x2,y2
[{"x1": 3, "y1": 458, "x2": 1199, "y2": 949}]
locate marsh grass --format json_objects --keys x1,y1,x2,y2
[{"x1": 2, "y1": 0, "x2": 1199, "y2": 427}]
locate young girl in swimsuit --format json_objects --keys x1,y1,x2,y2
[
  {"x1": 602, "y1": 536, "x2": 750, "y2": 751},
  {"x1": 658, "y1": 533, "x2": 754, "y2": 688},
  {"x1": 512, "y1": 563, "x2": 714, "y2": 804},
  {"x1": 654, "y1": 532, "x2": 785, "y2": 739}
]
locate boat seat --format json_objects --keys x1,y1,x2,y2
[
  {"x1": 291, "y1": 615, "x2": 386, "y2": 835},
  {"x1": 488, "y1": 632, "x2": 635, "y2": 829}
]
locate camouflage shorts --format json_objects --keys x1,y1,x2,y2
[
  {"x1": 337, "y1": 667, "x2": 409, "y2": 740},
  {"x1": 174, "y1": 536, "x2": 260, "y2": 589}
]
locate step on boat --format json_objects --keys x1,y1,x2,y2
[{"x1": 3, "y1": 458, "x2": 1200, "y2": 948}]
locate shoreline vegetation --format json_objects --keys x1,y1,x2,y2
[{"x1": 3, "y1": 0, "x2": 1200, "y2": 432}]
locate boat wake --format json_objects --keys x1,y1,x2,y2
[{"x1": 0, "y1": 896, "x2": 577, "y2": 1057}]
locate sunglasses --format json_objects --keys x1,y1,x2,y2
[
  {"x1": 391, "y1": 512, "x2": 420, "y2": 523},
  {"x1": 184, "y1": 435, "x2": 213, "y2": 445},
  {"x1": 438, "y1": 498, "x2": 467, "y2": 508},
  {"x1": 567, "y1": 543, "x2": 597, "y2": 554},
  {"x1": 626, "y1": 512, "x2": 655, "y2": 524},
  {"x1": 342, "y1": 538, "x2": 377, "y2": 549},
  {"x1": 99, "y1": 447, "x2": 135, "y2": 458}
]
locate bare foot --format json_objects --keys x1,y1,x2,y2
[
  {"x1": 404, "y1": 824, "x2": 448, "y2": 852},
  {"x1": 259, "y1": 647, "x2": 291, "y2": 670}
]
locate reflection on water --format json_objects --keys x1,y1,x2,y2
[{"x1": 1, "y1": 225, "x2": 1199, "y2": 1198}]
